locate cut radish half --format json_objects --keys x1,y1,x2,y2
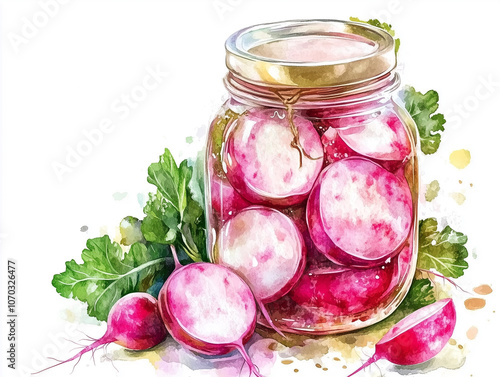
[
  {"x1": 223, "y1": 108, "x2": 324, "y2": 206},
  {"x1": 307, "y1": 157, "x2": 413, "y2": 267}
]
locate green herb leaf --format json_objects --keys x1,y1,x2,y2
[
  {"x1": 52, "y1": 236, "x2": 174, "y2": 321},
  {"x1": 144, "y1": 148, "x2": 207, "y2": 262},
  {"x1": 417, "y1": 218, "x2": 469, "y2": 278},
  {"x1": 400, "y1": 86, "x2": 446, "y2": 154},
  {"x1": 399, "y1": 278, "x2": 437, "y2": 312},
  {"x1": 349, "y1": 17, "x2": 400, "y2": 53}
]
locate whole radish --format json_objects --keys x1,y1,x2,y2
[
  {"x1": 35, "y1": 292, "x2": 167, "y2": 373},
  {"x1": 223, "y1": 108, "x2": 324, "y2": 207},
  {"x1": 214, "y1": 206, "x2": 306, "y2": 336},
  {"x1": 158, "y1": 246, "x2": 264, "y2": 377},
  {"x1": 347, "y1": 298, "x2": 456, "y2": 376}
]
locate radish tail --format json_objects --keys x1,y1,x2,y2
[
  {"x1": 257, "y1": 300, "x2": 286, "y2": 338},
  {"x1": 170, "y1": 245, "x2": 182, "y2": 270},
  {"x1": 346, "y1": 355, "x2": 380, "y2": 377},
  {"x1": 32, "y1": 335, "x2": 113, "y2": 374},
  {"x1": 234, "y1": 342, "x2": 264, "y2": 377}
]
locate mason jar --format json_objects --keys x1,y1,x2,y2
[{"x1": 205, "y1": 20, "x2": 418, "y2": 334}]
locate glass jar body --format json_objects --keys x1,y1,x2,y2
[{"x1": 205, "y1": 85, "x2": 419, "y2": 334}]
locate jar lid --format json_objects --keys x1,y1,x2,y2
[{"x1": 225, "y1": 19, "x2": 396, "y2": 88}]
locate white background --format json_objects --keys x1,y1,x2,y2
[{"x1": 1, "y1": 0, "x2": 499, "y2": 376}]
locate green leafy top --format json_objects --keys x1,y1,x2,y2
[
  {"x1": 143, "y1": 148, "x2": 207, "y2": 262},
  {"x1": 400, "y1": 86, "x2": 446, "y2": 155},
  {"x1": 417, "y1": 218, "x2": 469, "y2": 278},
  {"x1": 349, "y1": 17, "x2": 400, "y2": 53},
  {"x1": 52, "y1": 236, "x2": 175, "y2": 321}
]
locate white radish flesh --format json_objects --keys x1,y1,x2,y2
[
  {"x1": 223, "y1": 108, "x2": 324, "y2": 206},
  {"x1": 307, "y1": 157, "x2": 413, "y2": 267},
  {"x1": 158, "y1": 247, "x2": 263, "y2": 377}
]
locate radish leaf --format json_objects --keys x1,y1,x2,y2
[
  {"x1": 144, "y1": 148, "x2": 207, "y2": 262},
  {"x1": 417, "y1": 218, "x2": 469, "y2": 278},
  {"x1": 52, "y1": 236, "x2": 177, "y2": 321},
  {"x1": 400, "y1": 87, "x2": 446, "y2": 154}
]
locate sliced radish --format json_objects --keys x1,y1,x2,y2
[
  {"x1": 289, "y1": 260, "x2": 395, "y2": 316},
  {"x1": 215, "y1": 206, "x2": 306, "y2": 334},
  {"x1": 223, "y1": 108, "x2": 324, "y2": 206},
  {"x1": 338, "y1": 112, "x2": 412, "y2": 162},
  {"x1": 307, "y1": 157, "x2": 413, "y2": 267},
  {"x1": 347, "y1": 299, "x2": 456, "y2": 376}
]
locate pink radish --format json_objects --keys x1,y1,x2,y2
[
  {"x1": 223, "y1": 108, "x2": 324, "y2": 207},
  {"x1": 347, "y1": 298, "x2": 456, "y2": 376},
  {"x1": 215, "y1": 206, "x2": 306, "y2": 335},
  {"x1": 321, "y1": 127, "x2": 358, "y2": 164},
  {"x1": 307, "y1": 157, "x2": 413, "y2": 267},
  {"x1": 158, "y1": 246, "x2": 263, "y2": 377},
  {"x1": 35, "y1": 293, "x2": 167, "y2": 373},
  {"x1": 337, "y1": 112, "x2": 412, "y2": 162},
  {"x1": 210, "y1": 173, "x2": 251, "y2": 222},
  {"x1": 289, "y1": 258, "x2": 395, "y2": 316}
]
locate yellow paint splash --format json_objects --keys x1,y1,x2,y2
[
  {"x1": 450, "y1": 192, "x2": 466, "y2": 205},
  {"x1": 449, "y1": 149, "x2": 471, "y2": 169}
]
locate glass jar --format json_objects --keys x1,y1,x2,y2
[{"x1": 205, "y1": 20, "x2": 418, "y2": 334}]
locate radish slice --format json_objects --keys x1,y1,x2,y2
[
  {"x1": 338, "y1": 112, "x2": 412, "y2": 162},
  {"x1": 215, "y1": 206, "x2": 306, "y2": 335},
  {"x1": 289, "y1": 260, "x2": 395, "y2": 316},
  {"x1": 307, "y1": 157, "x2": 413, "y2": 267},
  {"x1": 158, "y1": 247, "x2": 263, "y2": 377},
  {"x1": 347, "y1": 298, "x2": 456, "y2": 376},
  {"x1": 223, "y1": 108, "x2": 324, "y2": 206},
  {"x1": 210, "y1": 173, "x2": 251, "y2": 222}
]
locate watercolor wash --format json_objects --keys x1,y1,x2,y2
[{"x1": 45, "y1": 18, "x2": 484, "y2": 377}]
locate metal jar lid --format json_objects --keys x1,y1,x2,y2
[{"x1": 225, "y1": 19, "x2": 396, "y2": 88}]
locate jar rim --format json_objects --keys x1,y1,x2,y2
[{"x1": 225, "y1": 19, "x2": 396, "y2": 88}]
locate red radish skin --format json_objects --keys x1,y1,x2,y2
[
  {"x1": 215, "y1": 206, "x2": 306, "y2": 335},
  {"x1": 35, "y1": 293, "x2": 167, "y2": 373},
  {"x1": 307, "y1": 157, "x2": 413, "y2": 267},
  {"x1": 158, "y1": 246, "x2": 263, "y2": 377},
  {"x1": 347, "y1": 298, "x2": 456, "y2": 376},
  {"x1": 223, "y1": 108, "x2": 324, "y2": 207}
]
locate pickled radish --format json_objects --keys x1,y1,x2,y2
[
  {"x1": 223, "y1": 108, "x2": 324, "y2": 206},
  {"x1": 215, "y1": 206, "x2": 306, "y2": 334},
  {"x1": 307, "y1": 158, "x2": 412, "y2": 267},
  {"x1": 347, "y1": 299, "x2": 456, "y2": 376},
  {"x1": 289, "y1": 261, "x2": 395, "y2": 316},
  {"x1": 210, "y1": 174, "x2": 250, "y2": 221},
  {"x1": 158, "y1": 247, "x2": 263, "y2": 377},
  {"x1": 321, "y1": 127, "x2": 358, "y2": 164},
  {"x1": 338, "y1": 112, "x2": 412, "y2": 162}
]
